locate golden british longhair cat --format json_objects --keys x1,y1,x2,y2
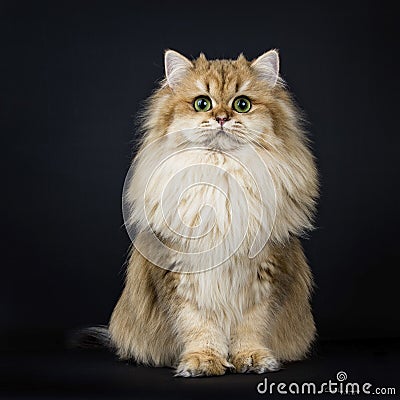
[{"x1": 104, "y1": 49, "x2": 318, "y2": 377}]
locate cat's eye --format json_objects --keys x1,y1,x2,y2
[
  {"x1": 193, "y1": 96, "x2": 212, "y2": 112},
  {"x1": 233, "y1": 96, "x2": 251, "y2": 113}
]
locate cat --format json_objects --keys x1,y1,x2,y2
[{"x1": 108, "y1": 49, "x2": 319, "y2": 377}]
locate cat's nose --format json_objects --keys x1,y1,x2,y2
[{"x1": 216, "y1": 116, "x2": 229, "y2": 127}]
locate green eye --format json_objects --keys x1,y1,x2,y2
[
  {"x1": 194, "y1": 96, "x2": 212, "y2": 112},
  {"x1": 233, "y1": 96, "x2": 251, "y2": 113}
]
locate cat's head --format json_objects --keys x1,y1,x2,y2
[{"x1": 143, "y1": 50, "x2": 298, "y2": 151}]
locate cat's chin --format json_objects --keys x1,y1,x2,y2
[{"x1": 197, "y1": 130, "x2": 241, "y2": 152}]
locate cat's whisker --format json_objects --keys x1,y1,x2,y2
[{"x1": 245, "y1": 127, "x2": 287, "y2": 156}]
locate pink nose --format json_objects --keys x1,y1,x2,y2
[{"x1": 216, "y1": 116, "x2": 229, "y2": 126}]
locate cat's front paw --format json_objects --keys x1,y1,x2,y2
[
  {"x1": 175, "y1": 350, "x2": 234, "y2": 377},
  {"x1": 231, "y1": 349, "x2": 281, "y2": 374}
]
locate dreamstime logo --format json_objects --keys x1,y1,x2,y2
[
  {"x1": 257, "y1": 371, "x2": 397, "y2": 396},
  {"x1": 122, "y1": 130, "x2": 277, "y2": 273},
  {"x1": 336, "y1": 371, "x2": 347, "y2": 382}
]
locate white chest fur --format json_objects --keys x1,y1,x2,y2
[{"x1": 128, "y1": 144, "x2": 277, "y2": 272}]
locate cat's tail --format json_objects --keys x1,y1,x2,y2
[{"x1": 67, "y1": 325, "x2": 113, "y2": 350}]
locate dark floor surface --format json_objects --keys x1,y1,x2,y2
[{"x1": 1, "y1": 335, "x2": 399, "y2": 399}]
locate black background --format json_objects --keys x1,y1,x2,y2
[{"x1": 1, "y1": 0, "x2": 399, "y2": 398}]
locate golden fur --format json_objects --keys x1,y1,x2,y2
[{"x1": 109, "y1": 50, "x2": 319, "y2": 377}]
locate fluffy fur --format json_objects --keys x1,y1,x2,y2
[{"x1": 109, "y1": 50, "x2": 319, "y2": 377}]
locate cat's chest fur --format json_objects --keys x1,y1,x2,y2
[{"x1": 134, "y1": 146, "x2": 275, "y2": 267}]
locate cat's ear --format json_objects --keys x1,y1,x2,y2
[
  {"x1": 251, "y1": 50, "x2": 280, "y2": 87},
  {"x1": 164, "y1": 50, "x2": 193, "y2": 89}
]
